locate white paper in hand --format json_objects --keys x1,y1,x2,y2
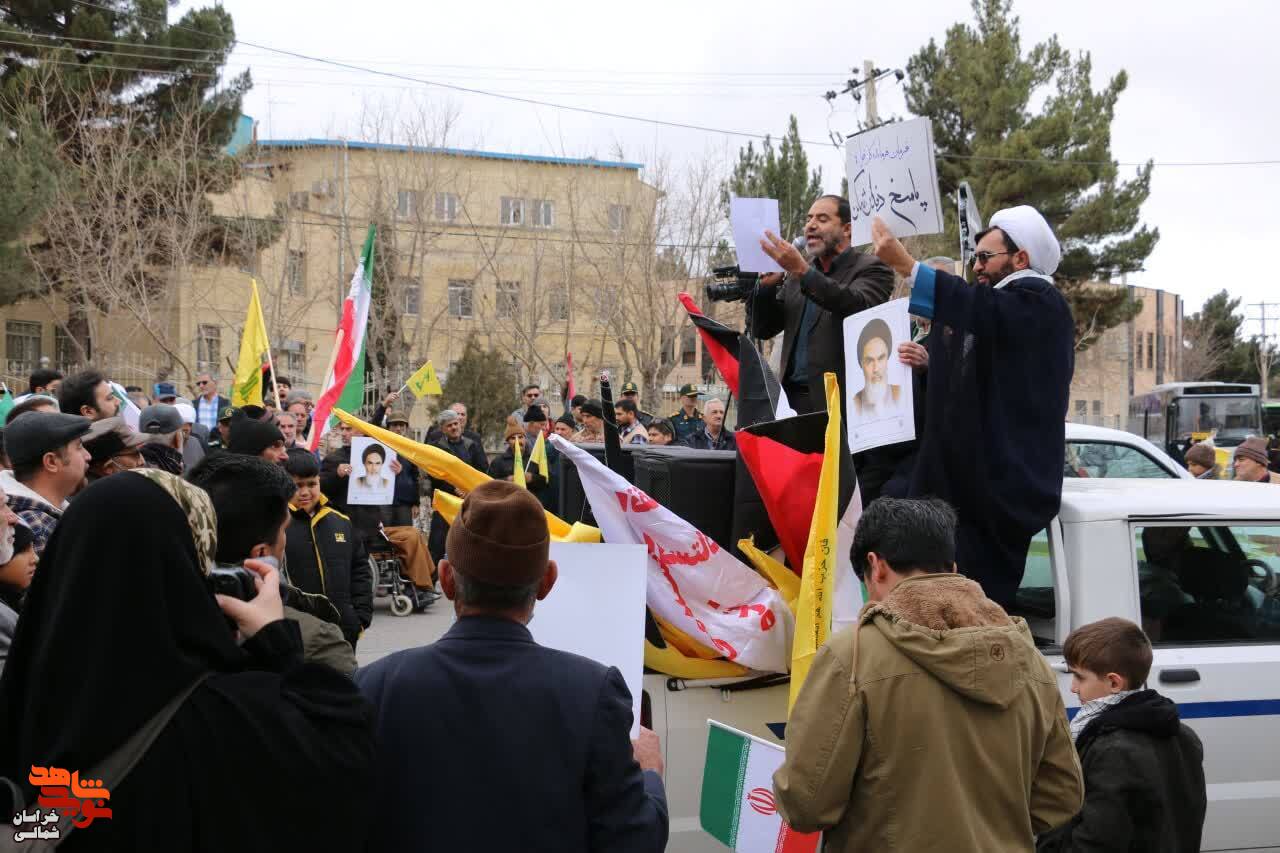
[{"x1": 729, "y1": 197, "x2": 784, "y2": 274}]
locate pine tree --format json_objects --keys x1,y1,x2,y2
[
  {"x1": 723, "y1": 115, "x2": 823, "y2": 240},
  {"x1": 1182, "y1": 290, "x2": 1254, "y2": 383},
  {"x1": 439, "y1": 335, "x2": 518, "y2": 448},
  {"x1": 904, "y1": 0, "x2": 1155, "y2": 350},
  {"x1": 0, "y1": 0, "x2": 251, "y2": 353}
]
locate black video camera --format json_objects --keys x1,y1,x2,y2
[{"x1": 704, "y1": 265, "x2": 760, "y2": 304}]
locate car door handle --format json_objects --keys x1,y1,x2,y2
[{"x1": 1158, "y1": 668, "x2": 1200, "y2": 684}]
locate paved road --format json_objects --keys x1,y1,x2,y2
[{"x1": 356, "y1": 593, "x2": 454, "y2": 668}]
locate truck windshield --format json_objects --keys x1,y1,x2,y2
[{"x1": 1174, "y1": 397, "x2": 1258, "y2": 446}]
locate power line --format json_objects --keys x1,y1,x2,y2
[
  {"x1": 225, "y1": 209, "x2": 726, "y2": 253},
  {"x1": 0, "y1": 54, "x2": 832, "y2": 100},
  {"x1": 0, "y1": 27, "x2": 847, "y2": 77},
  {"x1": 0, "y1": 35, "x2": 840, "y2": 89},
  {"x1": 41, "y1": 1, "x2": 1280, "y2": 170}
]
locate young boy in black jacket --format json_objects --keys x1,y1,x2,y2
[
  {"x1": 1037, "y1": 617, "x2": 1206, "y2": 852},
  {"x1": 284, "y1": 448, "x2": 373, "y2": 649}
]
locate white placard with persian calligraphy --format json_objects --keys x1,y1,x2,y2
[
  {"x1": 528, "y1": 543, "x2": 647, "y2": 737},
  {"x1": 845, "y1": 117, "x2": 944, "y2": 247}
]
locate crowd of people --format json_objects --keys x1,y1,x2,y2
[
  {"x1": 1185, "y1": 436, "x2": 1280, "y2": 483},
  {"x1": 0, "y1": 364, "x2": 670, "y2": 850},
  {"x1": 0, "y1": 192, "x2": 1263, "y2": 851}
]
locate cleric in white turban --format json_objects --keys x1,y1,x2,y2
[{"x1": 865, "y1": 210, "x2": 1075, "y2": 610}]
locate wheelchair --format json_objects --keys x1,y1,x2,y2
[{"x1": 369, "y1": 526, "x2": 433, "y2": 617}]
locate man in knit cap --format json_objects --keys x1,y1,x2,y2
[
  {"x1": 228, "y1": 417, "x2": 289, "y2": 465},
  {"x1": 871, "y1": 208, "x2": 1075, "y2": 608},
  {"x1": 1184, "y1": 443, "x2": 1221, "y2": 480},
  {"x1": 356, "y1": 481, "x2": 668, "y2": 853},
  {"x1": 1233, "y1": 437, "x2": 1279, "y2": 483}
]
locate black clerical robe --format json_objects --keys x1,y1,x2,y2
[{"x1": 907, "y1": 266, "x2": 1074, "y2": 607}]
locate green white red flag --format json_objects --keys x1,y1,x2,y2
[{"x1": 700, "y1": 721, "x2": 819, "y2": 853}]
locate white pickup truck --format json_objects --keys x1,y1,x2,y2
[{"x1": 648, "y1": 476, "x2": 1280, "y2": 853}]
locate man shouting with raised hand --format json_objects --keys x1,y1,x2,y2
[{"x1": 869, "y1": 207, "x2": 1074, "y2": 608}]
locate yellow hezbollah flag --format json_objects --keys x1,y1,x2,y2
[
  {"x1": 530, "y1": 431, "x2": 549, "y2": 479},
  {"x1": 405, "y1": 360, "x2": 442, "y2": 398},
  {"x1": 431, "y1": 490, "x2": 600, "y2": 543},
  {"x1": 788, "y1": 372, "x2": 841, "y2": 713},
  {"x1": 231, "y1": 279, "x2": 271, "y2": 407},
  {"x1": 513, "y1": 436, "x2": 527, "y2": 488}
]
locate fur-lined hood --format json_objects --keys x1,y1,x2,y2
[{"x1": 860, "y1": 573, "x2": 1034, "y2": 709}]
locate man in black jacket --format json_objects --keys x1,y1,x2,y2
[
  {"x1": 284, "y1": 448, "x2": 374, "y2": 648},
  {"x1": 753, "y1": 194, "x2": 894, "y2": 415},
  {"x1": 1038, "y1": 618, "x2": 1206, "y2": 852},
  {"x1": 356, "y1": 481, "x2": 668, "y2": 853},
  {"x1": 186, "y1": 451, "x2": 357, "y2": 674},
  {"x1": 426, "y1": 409, "x2": 488, "y2": 563}
]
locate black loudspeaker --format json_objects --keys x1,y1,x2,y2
[
  {"x1": 557, "y1": 443, "x2": 638, "y2": 526},
  {"x1": 632, "y1": 446, "x2": 737, "y2": 552}
]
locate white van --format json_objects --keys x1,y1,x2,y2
[{"x1": 649, "y1": 478, "x2": 1280, "y2": 852}]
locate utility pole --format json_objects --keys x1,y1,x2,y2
[
  {"x1": 1249, "y1": 301, "x2": 1280, "y2": 400},
  {"x1": 863, "y1": 59, "x2": 880, "y2": 127}
]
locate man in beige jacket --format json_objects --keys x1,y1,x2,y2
[{"x1": 773, "y1": 498, "x2": 1083, "y2": 852}]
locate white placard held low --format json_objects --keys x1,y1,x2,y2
[
  {"x1": 527, "y1": 542, "x2": 648, "y2": 737},
  {"x1": 843, "y1": 298, "x2": 916, "y2": 454},
  {"x1": 845, "y1": 117, "x2": 944, "y2": 247},
  {"x1": 346, "y1": 435, "x2": 397, "y2": 506},
  {"x1": 729, "y1": 197, "x2": 784, "y2": 274}
]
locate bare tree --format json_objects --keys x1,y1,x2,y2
[
  {"x1": 566, "y1": 149, "x2": 726, "y2": 396},
  {"x1": 2, "y1": 64, "x2": 281, "y2": 385},
  {"x1": 1180, "y1": 313, "x2": 1233, "y2": 382}
]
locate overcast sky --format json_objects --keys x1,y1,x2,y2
[{"x1": 196, "y1": 0, "x2": 1277, "y2": 335}]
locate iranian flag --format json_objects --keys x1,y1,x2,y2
[
  {"x1": 309, "y1": 224, "x2": 375, "y2": 451},
  {"x1": 700, "y1": 721, "x2": 819, "y2": 853}
]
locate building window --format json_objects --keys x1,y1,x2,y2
[
  {"x1": 1146, "y1": 332, "x2": 1154, "y2": 369},
  {"x1": 400, "y1": 279, "x2": 420, "y2": 316},
  {"x1": 497, "y1": 281, "x2": 520, "y2": 319},
  {"x1": 680, "y1": 325, "x2": 698, "y2": 367},
  {"x1": 1092, "y1": 400, "x2": 1102, "y2": 421},
  {"x1": 595, "y1": 288, "x2": 619, "y2": 322},
  {"x1": 288, "y1": 191, "x2": 309, "y2": 211},
  {"x1": 532, "y1": 199, "x2": 554, "y2": 229},
  {"x1": 548, "y1": 285, "x2": 570, "y2": 322},
  {"x1": 286, "y1": 250, "x2": 306, "y2": 296},
  {"x1": 448, "y1": 279, "x2": 474, "y2": 318},
  {"x1": 1074, "y1": 399, "x2": 1087, "y2": 419},
  {"x1": 198, "y1": 324, "x2": 221, "y2": 374},
  {"x1": 54, "y1": 326, "x2": 78, "y2": 372},
  {"x1": 5, "y1": 321, "x2": 41, "y2": 375},
  {"x1": 396, "y1": 189, "x2": 420, "y2": 218},
  {"x1": 500, "y1": 197, "x2": 524, "y2": 227},
  {"x1": 238, "y1": 252, "x2": 260, "y2": 277},
  {"x1": 282, "y1": 340, "x2": 306, "y2": 377},
  {"x1": 608, "y1": 204, "x2": 629, "y2": 232},
  {"x1": 435, "y1": 192, "x2": 459, "y2": 222}
]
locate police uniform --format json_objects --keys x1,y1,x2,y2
[
  {"x1": 668, "y1": 383, "x2": 704, "y2": 444},
  {"x1": 207, "y1": 405, "x2": 239, "y2": 450},
  {"x1": 621, "y1": 383, "x2": 655, "y2": 428}
]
